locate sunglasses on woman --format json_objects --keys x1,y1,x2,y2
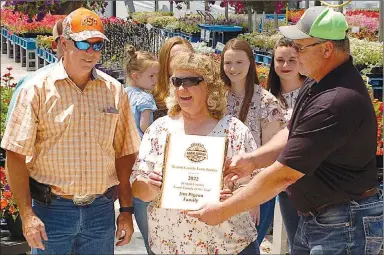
[
  {"x1": 170, "y1": 77, "x2": 204, "y2": 88},
  {"x1": 72, "y1": 39, "x2": 104, "y2": 52}
]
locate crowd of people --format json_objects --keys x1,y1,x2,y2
[{"x1": 1, "y1": 5, "x2": 382, "y2": 255}]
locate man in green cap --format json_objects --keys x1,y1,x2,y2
[{"x1": 187, "y1": 6, "x2": 382, "y2": 254}]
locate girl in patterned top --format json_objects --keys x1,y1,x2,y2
[
  {"x1": 266, "y1": 37, "x2": 305, "y2": 253},
  {"x1": 220, "y1": 38, "x2": 285, "y2": 245},
  {"x1": 266, "y1": 37, "x2": 306, "y2": 122}
]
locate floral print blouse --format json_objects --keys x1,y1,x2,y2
[
  {"x1": 226, "y1": 84, "x2": 285, "y2": 147},
  {"x1": 281, "y1": 87, "x2": 301, "y2": 122},
  {"x1": 131, "y1": 115, "x2": 257, "y2": 254}
]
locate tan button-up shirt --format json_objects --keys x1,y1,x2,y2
[{"x1": 1, "y1": 60, "x2": 140, "y2": 195}]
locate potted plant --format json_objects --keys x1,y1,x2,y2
[{"x1": 1, "y1": 166, "x2": 24, "y2": 240}]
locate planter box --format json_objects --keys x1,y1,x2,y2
[{"x1": 180, "y1": 31, "x2": 200, "y2": 42}]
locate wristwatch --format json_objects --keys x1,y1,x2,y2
[{"x1": 119, "y1": 206, "x2": 134, "y2": 214}]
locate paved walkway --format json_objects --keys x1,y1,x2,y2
[{"x1": 1, "y1": 52, "x2": 273, "y2": 254}]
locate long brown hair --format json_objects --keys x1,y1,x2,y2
[
  {"x1": 220, "y1": 38, "x2": 259, "y2": 122},
  {"x1": 266, "y1": 37, "x2": 305, "y2": 109},
  {"x1": 152, "y1": 37, "x2": 193, "y2": 109}
]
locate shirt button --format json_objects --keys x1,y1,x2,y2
[
  {"x1": 83, "y1": 112, "x2": 86, "y2": 115},
  {"x1": 84, "y1": 132, "x2": 87, "y2": 136},
  {"x1": 85, "y1": 152, "x2": 88, "y2": 155}
]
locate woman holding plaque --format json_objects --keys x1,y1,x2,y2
[
  {"x1": 221, "y1": 38, "x2": 285, "y2": 244},
  {"x1": 152, "y1": 37, "x2": 194, "y2": 120},
  {"x1": 131, "y1": 52, "x2": 259, "y2": 254}
]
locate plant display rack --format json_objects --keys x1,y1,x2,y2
[
  {"x1": 36, "y1": 47, "x2": 57, "y2": 68},
  {"x1": 1, "y1": 28, "x2": 37, "y2": 71}
]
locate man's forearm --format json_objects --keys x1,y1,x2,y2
[
  {"x1": 116, "y1": 153, "x2": 137, "y2": 207},
  {"x1": 222, "y1": 161, "x2": 303, "y2": 218},
  {"x1": 5, "y1": 151, "x2": 33, "y2": 217},
  {"x1": 252, "y1": 127, "x2": 289, "y2": 169}
]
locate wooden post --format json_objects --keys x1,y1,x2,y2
[
  {"x1": 170, "y1": 1, "x2": 173, "y2": 13},
  {"x1": 305, "y1": 0, "x2": 309, "y2": 8},
  {"x1": 155, "y1": 1, "x2": 159, "y2": 11},
  {"x1": 124, "y1": 0, "x2": 135, "y2": 14},
  {"x1": 274, "y1": 12, "x2": 278, "y2": 30},
  {"x1": 261, "y1": 11, "x2": 265, "y2": 32},
  {"x1": 187, "y1": 0, "x2": 190, "y2": 10},
  {"x1": 253, "y1": 11, "x2": 258, "y2": 33},
  {"x1": 225, "y1": 3, "x2": 229, "y2": 20},
  {"x1": 337, "y1": 0, "x2": 343, "y2": 12},
  {"x1": 248, "y1": 6, "x2": 253, "y2": 33}
]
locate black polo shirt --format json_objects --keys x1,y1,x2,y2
[{"x1": 277, "y1": 57, "x2": 378, "y2": 212}]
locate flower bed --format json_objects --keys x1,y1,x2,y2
[
  {"x1": 346, "y1": 14, "x2": 379, "y2": 41},
  {"x1": 132, "y1": 11, "x2": 172, "y2": 24},
  {"x1": 238, "y1": 32, "x2": 282, "y2": 52},
  {"x1": 36, "y1": 35, "x2": 54, "y2": 51},
  {"x1": 350, "y1": 38, "x2": 383, "y2": 72},
  {"x1": 1, "y1": 67, "x2": 16, "y2": 137},
  {"x1": 287, "y1": 9, "x2": 305, "y2": 24},
  {"x1": 1, "y1": 166, "x2": 19, "y2": 221},
  {"x1": 0, "y1": 9, "x2": 65, "y2": 36},
  {"x1": 286, "y1": 8, "x2": 379, "y2": 41}
]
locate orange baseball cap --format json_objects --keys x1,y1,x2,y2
[{"x1": 62, "y1": 7, "x2": 109, "y2": 41}]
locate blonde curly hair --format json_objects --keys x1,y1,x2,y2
[{"x1": 166, "y1": 52, "x2": 227, "y2": 120}]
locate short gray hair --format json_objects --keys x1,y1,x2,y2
[{"x1": 315, "y1": 37, "x2": 350, "y2": 54}]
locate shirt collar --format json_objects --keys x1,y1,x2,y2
[{"x1": 50, "y1": 58, "x2": 105, "y2": 84}]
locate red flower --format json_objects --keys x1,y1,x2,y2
[
  {"x1": 6, "y1": 67, "x2": 12, "y2": 71},
  {"x1": 9, "y1": 205, "x2": 15, "y2": 214},
  {"x1": 3, "y1": 191, "x2": 12, "y2": 199},
  {"x1": 0, "y1": 169, "x2": 5, "y2": 181},
  {"x1": 1, "y1": 199, "x2": 8, "y2": 209}
]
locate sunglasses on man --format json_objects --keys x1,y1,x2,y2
[
  {"x1": 170, "y1": 77, "x2": 204, "y2": 88},
  {"x1": 72, "y1": 39, "x2": 104, "y2": 52}
]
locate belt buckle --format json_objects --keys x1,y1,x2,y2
[{"x1": 73, "y1": 194, "x2": 96, "y2": 206}]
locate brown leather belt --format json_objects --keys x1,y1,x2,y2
[{"x1": 298, "y1": 187, "x2": 379, "y2": 217}]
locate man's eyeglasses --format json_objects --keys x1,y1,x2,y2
[
  {"x1": 170, "y1": 77, "x2": 204, "y2": 88},
  {"x1": 72, "y1": 39, "x2": 104, "y2": 52},
  {"x1": 294, "y1": 41, "x2": 325, "y2": 52}
]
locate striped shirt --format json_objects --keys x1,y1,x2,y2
[{"x1": 1, "y1": 60, "x2": 140, "y2": 195}]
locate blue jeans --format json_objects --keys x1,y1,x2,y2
[
  {"x1": 133, "y1": 196, "x2": 152, "y2": 254},
  {"x1": 293, "y1": 194, "x2": 383, "y2": 255},
  {"x1": 256, "y1": 197, "x2": 276, "y2": 244},
  {"x1": 279, "y1": 192, "x2": 300, "y2": 252},
  {"x1": 31, "y1": 193, "x2": 115, "y2": 254},
  {"x1": 238, "y1": 240, "x2": 260, "y2": 255}
]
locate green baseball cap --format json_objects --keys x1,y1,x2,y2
[{"x1": 279, "y1": 6, "x2": 348, "y2": 40}]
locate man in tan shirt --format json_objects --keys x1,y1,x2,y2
[{"x1": 1, "y1": 8, "x2": 140, "y2": 254}]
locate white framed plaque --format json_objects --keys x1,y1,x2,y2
[{"x1": 160, "y1": 134, "x2": 228, "y2": 210}]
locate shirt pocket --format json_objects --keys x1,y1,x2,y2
[{"x1": 92, "y1": 109, "x2": 119, "y2": 147}]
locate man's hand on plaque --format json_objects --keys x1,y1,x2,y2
[
  {"x1": 224, "y1": 153, "x2": 256, "y2": 182},
  {"x1": 186, "y1": 202, "x2": 228, "y2": 226}
]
